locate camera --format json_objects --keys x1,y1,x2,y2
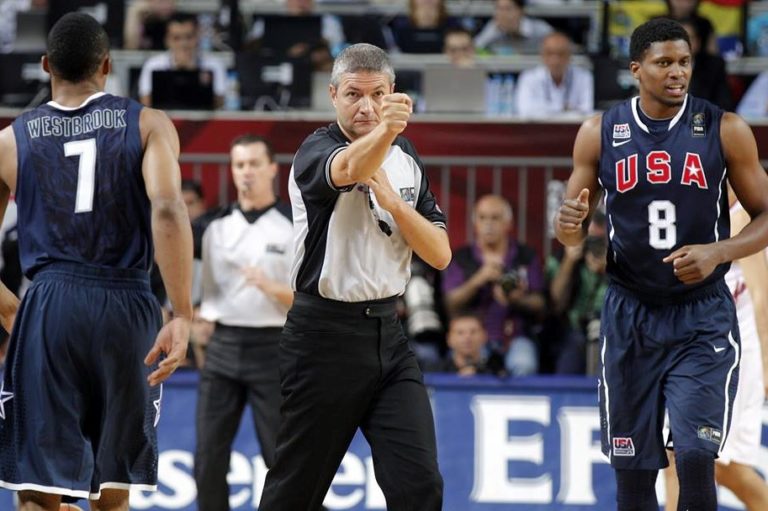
[{"x1": 498, "y1": 269, "x2": 520, "y2": 294}]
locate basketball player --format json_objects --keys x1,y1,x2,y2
[
  {"x1": 556, "y1": 18, "x2": 768, "y2": 511},
  {"x1": 0, "y1": 13, "x2": 192, "y2": 511}
]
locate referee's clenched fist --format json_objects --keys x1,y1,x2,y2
[{"x1": 381, "y1": 93, "x2": 413, "y2": 134}]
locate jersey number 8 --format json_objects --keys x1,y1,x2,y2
[{"x1": 648, "y1": 200, "x2": 676, "y2": 250}]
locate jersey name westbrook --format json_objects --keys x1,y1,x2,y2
[{"x1": 26, "y1": 109, "x2": 127, "y2": 139}]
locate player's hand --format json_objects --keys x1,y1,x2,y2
[
  {"x1": 366, "y1": 169, "x2": 400, "y2": 212},
  {"x1": 662, "y1": 244, "x2": 721, "y2": 284},
  {"x1": 381, "y1": 93, "x2": 413, "y2": 135},
  {"x1": 145, "y1": 316, "x2": 191, "y2": 386},
  {"x1": 557, "y1": 188, "x2": 590, "y2": 235}
]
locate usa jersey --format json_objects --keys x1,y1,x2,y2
[
  {"x1": 599, "y1": 95, "x2": 729, "y2": 297},
  {"x1": 12, "y1": 92, "x2": 151, "y2": 277}
]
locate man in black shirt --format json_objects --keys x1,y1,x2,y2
[{"x1": 259, "y1": 43, "x2": 451, "y2": 511}]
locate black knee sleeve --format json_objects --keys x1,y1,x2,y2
[
  {"x1": 615, "y1": 469, "x2": 659, "y2": 511},
  {"x1": 675, "y1": 448, "x2": 716, "y2": 511}
]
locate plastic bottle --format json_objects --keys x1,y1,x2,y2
[{"x1": 224, "y1": 70, "x2": 241, "y2": 111}]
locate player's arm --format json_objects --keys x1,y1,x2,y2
[
  {"x1": 140, "y1": 107, "x2": 194, "y2": 386},
  {"x1": 367, "y1": 169, "x2": 451, "y2": 270},
  {"x1": 730, "y1": 205, "x2": 768, "y2": 394},
  {"x1": 330, "y1": 93, "x2": 412, "y2": 188},
  {"x1": 0, "y1": 126, "x2": 20, "y2": 333},
  {"x1": 718, "y1": 113, "x2": 768, "y2": 262},
  {"x1": 554, "y1": 114, "x2": 602, "y2": 247},
  {"x1": 665, "y1": 113, "x2": 768, "y2": 284}
]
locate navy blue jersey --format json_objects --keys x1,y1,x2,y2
[
  {"x1": 12, "y1": 93, "x2": 151, "y2": 278},
  {"x1": 599, "y1": 95, "x2": 729, "y2": 297}
]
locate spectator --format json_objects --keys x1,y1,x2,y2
[
  {"x1": 515, "y1": 31, "x2": 593, "y2": 118},
  {"x1": 443, "y1": 195, "x2": 545, "y2": 376},
  {"x1": 443, "y1": 27, "x2": 476, "y2": 68},
  {"x1": 247, "y1": 0, "x2": 345, "y2": 58},
  {"x1": 137, "y1": 12, "x2": 227, "y2": 108},
  {"x1": 427, "y1": 313, "x2": 494, "y2": 376},
  {"x1": 544, "y1": 211, "x2": 608, "y2": 375},
  {"x1": 386, "y1": 0, "x2": 464, "y2": 54},
  {"x1": 678, "y1": 17, "x2": 733, "y2": 110},
  {"x1": 474, "y1": 0, "x2": 553, "y2": 55},
  {"x1": 736, "y1": 72, "x2": 768, "y2": 119},
  {"x1": 665, "y1": 0, "x2": 717, "y2": 55},
  {"x1": 123, "y1": 0, "x2": 177, "y2": 50},
  {"x1": 181, "y1": 179, "x2": 207, "y2": 224}
]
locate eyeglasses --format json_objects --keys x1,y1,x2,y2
[{"x1": 367, "y1": 186, "x2": 392, "y2": 237}]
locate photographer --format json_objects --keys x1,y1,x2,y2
[
  {"x1": 545, "y1": 211, "x2": 608, "y2": 374},
  {"x1": 443, "y1": 195, "x2": 545, "y2": 376}
]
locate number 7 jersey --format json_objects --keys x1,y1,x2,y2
[
  {"x1": 11, "y1": 92, "x2": 152, "y2": 278},
  {"x1": 599, "y1": 95, "x2": 730, "y2": 297}
]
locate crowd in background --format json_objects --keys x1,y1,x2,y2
[{"x1": 0, "y1": 0, "x2": 767, "y2": 116}]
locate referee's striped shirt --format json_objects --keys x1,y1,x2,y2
[{"x1": 289, "y1": 122, "x2": 447, "y2": 302}]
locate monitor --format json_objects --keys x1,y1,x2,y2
[
  {"x1": 47, "y1": 0, "x2": 125, "y2": 49},
  {"x1": 236, "y1": 54, "x2": 312, "y2": 111},
  {"x1": 13, "y1": 11, "x2": 47, "y2": 52},
  {"x1": 259, "y1": 15, "x2": 322, "y2": 57},
  {"x1": 0, "y1": 53, "x2": 50, "y2": 108},
  {"x1": 421, "y1": 66, "x2": 487, "y2": 114},
  {"x1": 151, "y1": 70, "x2": 215, "y2": 110},
  {"x1": 592, "y1": 54, "x2": 637, "y2": 111}
]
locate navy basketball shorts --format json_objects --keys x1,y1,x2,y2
[
  {"x1": 598, "y1": 280, "x2": 740, "y2": 470},
  {"x1": 0, "y1": 263, "x2": 163, "y2": 499}
]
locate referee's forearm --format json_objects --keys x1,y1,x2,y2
[{"x1": 391, "y1": 203, "x2": 451, "y2": 270}]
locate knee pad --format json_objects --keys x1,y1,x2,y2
[
  {"x1": 615, "y1": 469, "x2": 658, "y2": 511},
  {"x1": 675, "y1": 448, "x2": 716, "y2": 511}
]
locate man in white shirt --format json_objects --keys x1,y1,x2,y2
[
  {"x1": 474, "y1": 0, "x2": 553, "y2": 55},
  {"x1": 194, "y1": 134, "x2": 294, "y2": 511},
  {"x1": 736, "y1": 71, "x2": 768, "y2": 119},
  {"x1": 137, "y1": 12, "x2": 227, "y2": 108},
  {"x1": 515, "y1": 31, "x2": 593, "y2": 118}
]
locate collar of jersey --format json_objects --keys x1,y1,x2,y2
[
  {"x1": 47, "y1": 92, "x2": 107, "y2": 112},
  {"x1": 630, "y1": 95, "x2": 688, "y2": 134}
]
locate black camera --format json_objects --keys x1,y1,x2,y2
[{"x1": 498, "y1": 269, "x2": 520, "y2": 294}]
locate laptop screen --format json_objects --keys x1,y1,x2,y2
[{"x1": 151, "y1": 70, "x2": 215, "y2": 110}]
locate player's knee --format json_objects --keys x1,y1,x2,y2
[
  {"x1": 17, "y1": 490, "x2": 61, "y2": 508},
  {"x1": 675, "y1": 447, "x2": 714, "y2": 475},
  {"x1": 676, "y1": 448, "x2": 716, "y2": 511},
  {"x1": 615, "y1": 469, "x2": 658, "y2": 511}
]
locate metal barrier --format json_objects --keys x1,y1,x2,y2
[{"x1": 179, "y1": 153, "x2": 574, "y2": 259}]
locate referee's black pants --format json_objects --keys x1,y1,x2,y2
[
  {"x1": 195, "y1": 325, "x2": 282, "y2": 511},
  {"x1": 259, "y1": 293, "x2": 443, "y2": 511}
]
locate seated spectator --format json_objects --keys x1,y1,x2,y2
[
  {"x1": 544, "y1": 211, "x2": 608, "y2": 375},
  {"x1": 443, "y1": 195, "x2": 545, "y2": 376},
  {"x1": 123, "y1": 0, "x2": 177, "y2": 50},
  {"x1": 137, "y1": 12, "x2": 227, "y2": 109},
  {"x1": 736, "y1": 72, "x2": 768, "y2": 119},
  {"x1": 247, "y1": 0, "x2": 345, "y2": 58},
  {"x1": 664, "y1": 0, "x2": 717, "y2": 55},
  {"x1": 515, "y1": 31, "x2": 593, "y2": 118},
  {"x1": 677, "y1": 17, "x2": 733, "y2": 111},
  {"x1": 427, "y1": 313, "x2": 495, "y2": 376},
  {"x1": 386, "y1": 0, "x2": 464, "y2": 54},
  {"x1": 443, "y1": 27, "x2": 476, "y2": 68},
  {"x1": 474, "y1": 0, "x2": 553, "y2": 55}
]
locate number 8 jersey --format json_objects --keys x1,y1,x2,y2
[
  {"x1": 12, "y1": 92, "x2": 152, "y2": 278},
  {"x1": 599, "y1": 95, "x2": 729, "y2": 296}
]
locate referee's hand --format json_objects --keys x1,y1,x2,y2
[{"x1": 381, "y1": 93, "x2": 412, "y2": 135}]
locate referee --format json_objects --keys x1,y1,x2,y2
[
  {"x1": 194, "y1": 135, "x2": 293, "y2": 510},
  {"x1": 259, "y1": 44, "x2": 451, "y2": 511}
]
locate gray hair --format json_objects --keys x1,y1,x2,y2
[{"x1": 330, "y1": 43, "x2": 395, "y2": 87}]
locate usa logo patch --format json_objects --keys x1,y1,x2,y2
[
  {"x1": 612, "y1": 437, "x2": 635, "y2": 456},
  {"x1": 613, "y1": 123, "x2": 631, "y2": 139}
]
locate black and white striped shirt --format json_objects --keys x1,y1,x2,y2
[{"x1": 289, "y1": 123, "x2": 446, "y2": 302}]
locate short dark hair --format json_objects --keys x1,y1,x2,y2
[
  {"x1": 230, "y1": 134, "x2": 275, "y2": 162},
  {"x1": 629, "y1": 17, "x2": 690, "y2": 62},
  {"x1": 181, "y1": 179, "x2": 204, "y2": 200},
  {"x1": 167, "y1": 12, "x2": 199, "y2": 30},
  {"x1": 47, "y1": 13, "x2": 109, "y2": 83}
]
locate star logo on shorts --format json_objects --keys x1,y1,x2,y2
[
  {"x1": 153, "y1": 384, "x2": 163, "y2": 428},
  {"x1": 0, "y1": 381, "x2": 13, "y2": 420}
]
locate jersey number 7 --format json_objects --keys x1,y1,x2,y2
[{"x1": 64, "y1": 138, "x2": 97, "y2": 214}]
